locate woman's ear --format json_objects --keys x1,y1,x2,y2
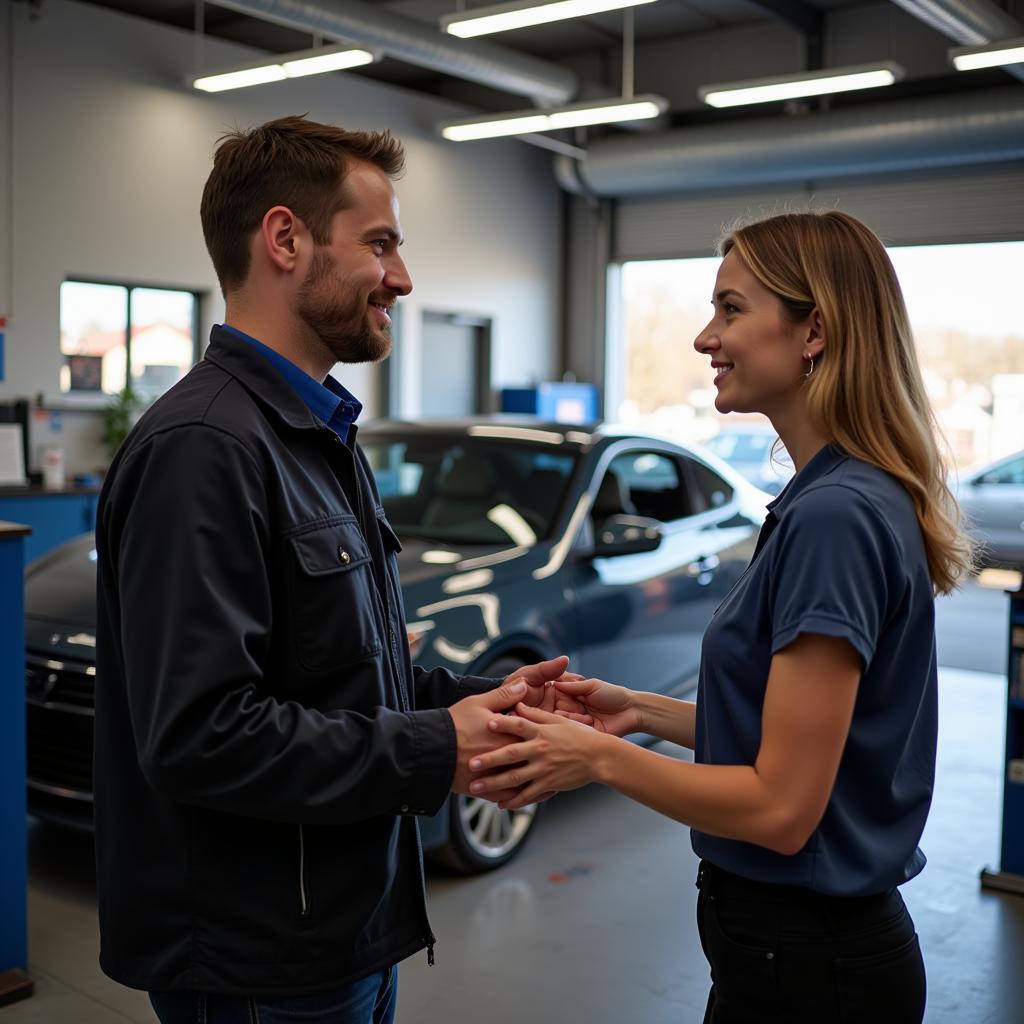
[{"x1": 805, "y1": 308, "x2": 826, "y2": 361}]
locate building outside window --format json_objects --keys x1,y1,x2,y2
[{"x1": 59, "y1": 280, "x2": 200, "y2": 401}]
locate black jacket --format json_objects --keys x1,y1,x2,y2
[{"x1": 94, "y1": 326, "x2": 493, "y2": 994}]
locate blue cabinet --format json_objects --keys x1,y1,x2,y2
[
  {"x1": 0, "y1": 489, "x2": 99, "y2": 564},
  {"x1": 500, "y1": 383, "x2": 598, "y2": 423},
  {"x1": 981, "y1": 586, "x2": 1024, "y2": 895},
  {"x1": 0, "y1": 523, "x2": 33, "y2": 1001}
]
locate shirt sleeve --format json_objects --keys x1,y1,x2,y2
[
  {"x1": 767, "y1": 485, "x2": 904, "y2": 669},
  {"x1": 413, "y1": 666, "x2": 500, "y2": 708}
]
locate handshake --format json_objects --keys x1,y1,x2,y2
[{"x1": 447, "y1": 655, "x2": 637, "y2": 811}]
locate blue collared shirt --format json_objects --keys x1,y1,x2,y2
[
  {"x1": 221, "y1": 324, "x2": 362, "y2": 443},
  {"x1": 692, "y1": 444, "x2": 938, "y2": 896}
]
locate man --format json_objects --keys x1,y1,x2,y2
[{"x1": 94, "y1": 115, "x2": 574, "y2": 1024}]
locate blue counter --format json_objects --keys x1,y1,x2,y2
[
  {"x1": 0, "y1": 521, "x2": 33, "y2": 1002},
  {"x1": 0, "y1": 487, "x2": 99, "y2": 564}
]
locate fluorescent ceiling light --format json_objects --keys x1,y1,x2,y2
[
  {"x1": 699, "y1": 61, "x2": 905, "y2": 108},
  {"x1": 950, "y1": 36, "x2": 1024, "y2": 71},
  {"x1": 445, "y1": 114, "x2": 551, "y2": 140},
  {"x1": 193, "y1": 65, "x2": 287, "y2": 92},
  {"x1": 281, "y1": 48, "x2": 377, "y2": 78},
  {"x1": 191, "y1": 44, "x2": 376, "y2": 93},
  {"x1": 442, "y1": 0, "x2": 657, "y2": 38},
  {"x1": 441, "y1": 94, "x2": 667, "y2": 141}
]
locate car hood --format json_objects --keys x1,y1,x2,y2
[
  {"x1": 25, "y1": 533, "x2": 98, "y2": 630},
  {"x1": 22, "y1": 531, "x2": 537, "y2": 635},
  {"x1": 394, "y1": 536, "x2": 531, "y2": 586}
]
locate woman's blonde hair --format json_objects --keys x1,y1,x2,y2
[{"x1": 721, "y1": 209, "x2": 973, "y2": 594}]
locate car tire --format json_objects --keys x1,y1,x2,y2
[{"x1": 429, "y1": 655, "x2": 544, "y2": 874}]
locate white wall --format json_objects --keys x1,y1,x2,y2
[
  {"x1": 2, "y1": 0, "x2": 562, "y2": 472},
  {"x1": 0, "y1": 3, "x2": 12, "y2": 321}
]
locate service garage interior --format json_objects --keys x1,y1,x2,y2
[{"x1": 1, "y1": 0, "x2": 1024, "y2": 1021}]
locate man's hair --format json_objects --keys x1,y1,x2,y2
[{"x1": 200, "y1": 115, "x2": 405, "y2": 295}]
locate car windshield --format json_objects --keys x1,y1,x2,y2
[{"x1": 362, "y1": 435, "x2": 578, "y2": 546}]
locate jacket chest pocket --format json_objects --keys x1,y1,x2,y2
[
  {"x1": 375, "y1": 508, "x2": 404, "y2": 560},
  {"x1": 286, "y1": 519, "x2": 382, "y2": 673}
]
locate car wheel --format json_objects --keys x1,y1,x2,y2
[{"x1": 430, "y1": 655, "x2": 544, "y2": 874}]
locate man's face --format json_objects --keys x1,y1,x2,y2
[{"x1": 296, "y1": 161, "x2": 412, "y2": 366}]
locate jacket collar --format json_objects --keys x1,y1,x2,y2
[
  {"x1": 767, "y1": 442, "x2": 847, "y2": 521},
  {"x1": 203, "y1": 324, "x2": 325, "y2": 432}
]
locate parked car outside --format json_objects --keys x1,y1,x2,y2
[
  {"x1": 702, "y1": 426, "x2": 794, "y2": 496},
  {"x1": 24, "y1": 417, "x2": 768, "y2": 872},
  {"x1": 955, "y1": 449, "x2": 1024, "y2": 569}
]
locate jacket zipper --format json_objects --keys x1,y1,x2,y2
[
  {"x1": 298, "y1": 824, "x2": 309, "y2": 916},
  {"x1": 327, "y1": 430, "x2": 433, "y2": 962}
]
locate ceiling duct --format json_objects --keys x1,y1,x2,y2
[
  {"x1": 556, "y1": 88, "x2": 1024, "y2": 196},
  {"x1": 889, "y1": 0, "x2": 1024, "y2": 83},
  {"x1": 206, "y1": 0, "x2": 578, "y2": 105}
]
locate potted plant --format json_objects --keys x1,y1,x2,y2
[{"x1": 102, "y1": 386, "x2": 141, "y2": 463}]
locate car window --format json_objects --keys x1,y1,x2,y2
[
  {"x1": 979, "y1": 457, "x2": 1024, "y2": 486},
  {"x1": 688, "y1": 458, "x2": 734, "y2": 511},
  {"x1": 362, "y1": 437, "x2": 577, "y2": 545},
  {"x1": 602, "y1": 451, "x2": 693, "y2": 523}
]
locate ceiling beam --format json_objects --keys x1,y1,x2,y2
[
  {"x1": 745, "y1": 0, "x2": 823, "y2": 69},
  {"x1": 744, "y1": 0, "x2": 823, "y2": 39}
]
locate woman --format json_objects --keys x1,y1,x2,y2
[{"x1": 468, "y1": 210, "x2": 972, "y2": 1022}]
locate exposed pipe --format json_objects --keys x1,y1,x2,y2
[
  {"x1": 889, "y1": 0, "x2": 1024, "y2": 83},
  {"x1": 556, "y1": 88, "x2": 1024, "y2": 196},
  {"x1": 205, "y1": 0, "x2": 578, "y2": 106}
]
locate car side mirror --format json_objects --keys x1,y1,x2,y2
[{"x1": 592, "y1": 515, "x2": 663, "y2": 557}]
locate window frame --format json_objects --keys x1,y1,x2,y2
[
  {"x1": 602, "y1": 447, "x2": 697, "y2": 525},
  {"x1": 59, "y1": 276, "x2": 203, "y2": 400}
]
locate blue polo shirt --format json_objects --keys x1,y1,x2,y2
[
  {"x1": 220, "y1": 325, "x2": 362, "y2": 443},
  {"x1": 692, "y1": 444, "x2": 938, "y2": 896}
]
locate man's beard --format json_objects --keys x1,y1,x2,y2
[{"x1": 297, "y1": 249, "x2": 393, "y2": 365}]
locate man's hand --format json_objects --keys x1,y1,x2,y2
[
  {"x1": 448, "y1": 681, "x2": 532, "y2": 801},
  {"x1": 504, "y1": 656, "x2": 588, "y2": 716}
]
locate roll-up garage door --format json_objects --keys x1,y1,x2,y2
[{"x1": 613, "y1": 164, "x2": 1024, "y2": 262}]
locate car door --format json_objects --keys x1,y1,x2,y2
[
  {"x1": 567, "y1": 445, "x2": 755, "y2": 700},
  {"x1": 961, "y1": 454, "x2": 1024, "y2": 566}
]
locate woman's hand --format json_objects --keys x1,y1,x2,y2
[
  {"x1": 551, "y1": 677, "x2": 640, "y2": 738},
  {"x1": 467, "y1": 704, "x2": 613, "y2": 810},
  {"x1": 499, "y1": 658, "x2": 588, "y2": 717}
]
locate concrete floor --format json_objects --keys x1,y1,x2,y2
[{"x1": 7, "y1": 666, "x2": 1023, "y2": 1024}]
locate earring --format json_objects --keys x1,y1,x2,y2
[{"x1": 803, "y1": 355, "x2": 815, "y2": 379}]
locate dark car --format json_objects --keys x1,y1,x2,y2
[{"x1": 24, "y1": 418, "x2": 767, "y2": 871}]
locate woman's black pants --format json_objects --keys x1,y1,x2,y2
[{"x1": 696, "y1": 860, "x2": 926, "y2": 1023}]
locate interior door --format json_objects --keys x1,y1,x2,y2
[{"x1": 420, "y1": 312, "x2": 491, "y2": 417}]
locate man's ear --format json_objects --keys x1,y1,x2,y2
[{"x1": 259, "y1": 205, "x2": 305, "y2": 274}]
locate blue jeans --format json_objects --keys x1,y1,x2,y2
[{"x1": 149, "y1": 967, "x2": 397, "y2": 1024}]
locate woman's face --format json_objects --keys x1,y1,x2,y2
[{"x1": 694, "y1": 249, "x2": 815, "y2": 417}]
